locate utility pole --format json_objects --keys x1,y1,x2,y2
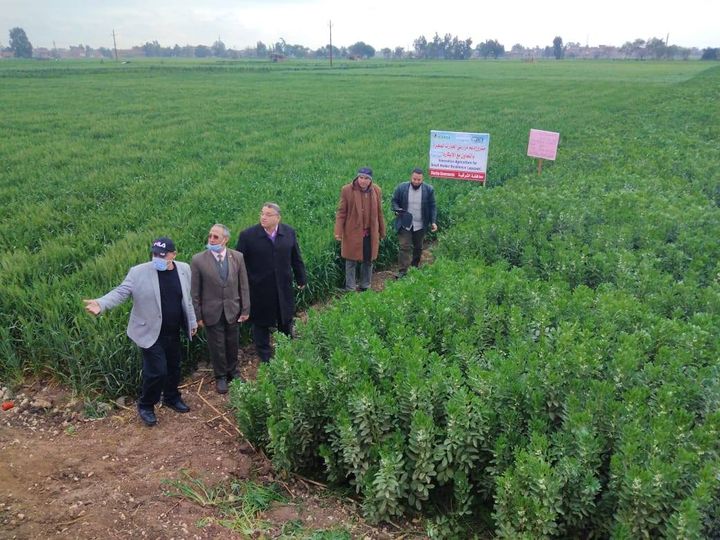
[
  {"x1": 112, "y1": 29, "x2": 118, "y2": 62},
  {"x1": 329, "y1": 20, "x2": 333, "y2": 68}
]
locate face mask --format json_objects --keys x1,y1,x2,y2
[
  {"x1": 153, "y1": 257, "x2": 169, "y2": 271},
  {"x1": 206, "y1": 243, "x2": 223, "y2": 252}
]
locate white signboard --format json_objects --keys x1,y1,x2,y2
[{"x1": 429, "y1": 130, "x2": 490, "y2": 183}]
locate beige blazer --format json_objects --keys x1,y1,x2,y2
[{"x1": 190, "y1": 248, "x2": 250, "y2": 326}]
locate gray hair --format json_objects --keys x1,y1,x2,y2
[
  {"x1": 212, "y1": 223, "x2": 230, "y2": 239},
  {"x1": 262, "y1": 202, "x2": 281, "y2": 216}
]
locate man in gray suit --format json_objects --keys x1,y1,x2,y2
[
  {"x1": 191, "y1": 224, "x2": 250, "y2": 394},
  {"x1": 84, "y1": 237, "x2": 198, "y2": 427}
]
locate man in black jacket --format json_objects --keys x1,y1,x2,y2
[
  {"x1": 236, "y1": 203, "x2": 307, "y2": 362},
  {"x1": 391, "y1": 168, "x2": 438, "y2": 277}
]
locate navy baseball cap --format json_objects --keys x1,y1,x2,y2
[{"x1": 151, "y1": 237, "x2": 176, "y2": 256}]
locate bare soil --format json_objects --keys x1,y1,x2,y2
[
  {"x1": 0, "y1": 354, "x2": 416, "y2": 539},
  {"x1": 0, "y1": 262, "x2": 431, "y2": 540}
]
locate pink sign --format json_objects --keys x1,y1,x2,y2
[{"x1": 527, "y1": 129, "x2": 560, "y2": 160}]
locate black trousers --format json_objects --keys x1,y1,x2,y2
[
  {"x1": 138, "y1": 333, "x2": 182, "y2": 410},
  {"x1": 205, "y1": 312, "x2": 239, "y2": 379},
  {"x1": 398, "y1": 227, "x2": 426, "y2": 272},
  {"x1": 252, "y1": 320, "x2": 292, "y2": 362}
]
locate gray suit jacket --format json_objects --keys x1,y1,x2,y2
[
  {"x1": 96, "y1": 261, "x2": 197, "y2": 349},
  {"x1": 190, "y1": 248, "x2": 250, "y2": 327}
]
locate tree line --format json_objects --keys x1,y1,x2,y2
[{"x1": 4, "y1": 27, "x2": 718, "y2": 61}]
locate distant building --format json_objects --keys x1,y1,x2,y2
[{"x1": 33, "y1": 47, "x2": 53, "y2": 59}]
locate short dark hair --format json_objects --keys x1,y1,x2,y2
[
  {"x1": 263, "y1": 202, "x2": 281, "y2": 216},
  {"x1": 412, "y1": 167, "x2": 424, "y2": 175}
]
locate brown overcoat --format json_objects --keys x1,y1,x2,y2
[{"x1": 334, "y1": 180, "x2": 386, "y2": 261}]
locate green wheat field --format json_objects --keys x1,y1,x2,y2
[{"x1": 2, "y1": 57, "x2": 720, "y2": 536}]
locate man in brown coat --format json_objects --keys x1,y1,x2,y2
[
  {"x1": 191, "y1": 224, "x2": 250, "y2": 394},
  {"x1": 334, "y1": 167, "x2": 386, "y2": 291}
]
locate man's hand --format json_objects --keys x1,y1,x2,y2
[
  {"x1": 191, "y1": 326, "x2": 198, "y2": 337},
  {"x1": 238, "y1": 314, "x2": 249, "y2": 323},
  {"x1": 297, "y1": 283, "x2": 306, "y2": 290},
  {"x1": 84, "y1": 299, "x2": 101, "y2": 316},
  {"x1": 197, "y1": 319, "x2": 205, "y2": 329},
  {"x1": 334, "y1": 234, "x2": 342, "y2": 241},
  {"x1": 431, "y1": 223, "x2": 438, "y2": 232}
]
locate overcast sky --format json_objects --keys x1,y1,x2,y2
[{"x1": 1, "y1": 0, "x2": 716, "y2": 51}]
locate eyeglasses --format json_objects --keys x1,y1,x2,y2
[{"x1": 208, "y1": 233, "x2": 222, "y2": 239}]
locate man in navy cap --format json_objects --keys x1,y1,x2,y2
[{"x1": 84, "y1": 237, "x2": 197, "y2": 427}]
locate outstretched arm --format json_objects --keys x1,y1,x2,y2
[
  {"x1": 83, "y1": 299, "x2": 101, "y2": 316},
  {"x1": 85, "y1": 269, "x2": 135, "y2": 316}
]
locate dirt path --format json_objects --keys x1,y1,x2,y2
[
  {"x1": 0, "y1": 360, "x2": 401, "y2": 539},
  {"x1": 1, "y1": 367, "x2": 255, "y2": 539},
  {"x1": 0, "y1": 264, "x2": 429, "y2": 539}
]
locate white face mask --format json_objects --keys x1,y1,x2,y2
[{"x1": 152, "y1": 257, "x2": 169, "y2": 271}]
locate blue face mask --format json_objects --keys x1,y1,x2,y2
[
  {"x1": 206, "y1": 243, "x2": 223, "y2": 252},
  {"x1": 153, "y1": 257, "x2": 169, "y2": 271}
]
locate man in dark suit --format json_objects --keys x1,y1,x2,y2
[
  {"x1": 191, "y1": 224, "x2": 250, "y2": 394},
  {"x1": 236, "y1": 203, "x2": 307, "y2": 362}
]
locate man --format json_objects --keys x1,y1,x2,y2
[
  {"x1": 391, "y1": 167, "x2": 438, "y2": 277},
  {"x1": 84, "y1": 237, "x2": 197, "y2": 427},
  {"x1": 191, "y1": 224, "x2": 250, "y2": 394},
  {"x1": 236, "y1": 203, "x2": 307, "y2": 362},
  {"x1": 334, "y1": 166, "x2": 386, "y2": 291}
]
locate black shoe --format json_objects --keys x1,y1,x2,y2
[
  {"x1": 216, "y1": 377, "x2": 228, "y2": 394},
  {"x1": 357, "y1": 287, "x2": 369, "y2": 292},
  {"x1": 163, "y1": 398, "x2": 190, "y2": 413},
  {"x1": 138, "y1": 407, "x2": 157, "y2": 426},
  {"x1": 227, "y1": 371, "x2": 241, "y2": 382}
]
